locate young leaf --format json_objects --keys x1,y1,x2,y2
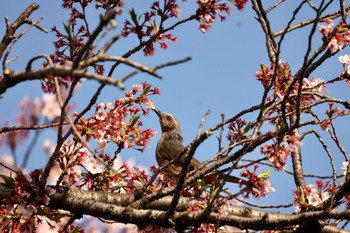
[
  {"x1": 258, "y1": 170, "x2": 271, "y2": 179},
  {"x1": 0, "y1": 174, "x2": 15, "y2": 189},
  {"x1": 129, "y1": 8, "x2": 140, "y2": 27}
]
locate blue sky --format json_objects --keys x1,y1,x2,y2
[{"x1": 1, "y1": 0, "x2": 350, "y2": 214}]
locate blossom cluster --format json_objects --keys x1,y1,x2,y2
[
  {"x1": 232, "y1": 0, "x2": 249, "y2": 10},
  {"x1": 227, "y1": 118, "x2": 247, "y2": 143},
  {"x1": 41, "y1": 23, "x2": 86, "y2": 93},
  {"x1": 319, "y1": 18, "x2": 350, "y2": 54},
  {"x1": 260, "y1": 128, "x2": 303, "y2": 170},
  {"x1": 239, "y1": 164, "x2": 275, "y2": 199},
  {"x1": 320, "y1": 102, "x2": 347, "y2": 131},
  {"x1": 121, "y1": 2, "x2": 178, "y2": 56},
  {"x1": 338, "y1": 54, "x2": 350, "y2": 86},
  {"x1": 0, "y1": 169, "x2": 60, "y2": 232},
  {"x1": 75, "y1": 83, "x2": 159, "y2": 152},
  {"x1": 256, "y1": 61, "x2": 327, "y2": 113},
  {"x1": 293, "y1": 180, "x2": 333, "y2": 212},
  {"x1": 196, "y1": 0, "x2": 232, "y2": 33},
  {"x1": 121, "y1": 0, "x2": 248, "y2": 55},
  {"x1": 55, "y1": 140, "x2": 165, "y2": 193},
  {"x1": 260, "y1": 141, "x2": 291, "y2": 171},
  {"x1": 46, "y1": 83, "x2": 159, "y2": 190},
  {"x1": 41, "y1": 0, "x2": 124, "y2": 93}
]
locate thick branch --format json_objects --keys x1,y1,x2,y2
[{"x1": 47, "y1": 187, "x2": 350, "y2": 231}]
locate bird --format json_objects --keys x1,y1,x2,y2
[{"x1": 153, "y1": 108, "x2": 241, "y2": 184}]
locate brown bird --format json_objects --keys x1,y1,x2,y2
[{"x1": 153, "y1": 108, "x2": 240, "y2": 184}]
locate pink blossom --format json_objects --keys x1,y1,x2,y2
[
  {"x1": 96, "y1": 139, "x2": 107, "y2": 152},
  {"x1": 319, "y1": 18, "x2": 333, "y2": 38},
  {"x1": 47, "y1": 162, "x2": 61, "y2": 185},
  {"x1": 294, "y1": 181, "x2": 331, "y2": 212},
  {"x1": 304, "y1": 77, "x2": 327, "y2": 95},
  {"x1": 94, "y1": 129, "x2": 105, "y2": 140},
  {"x1": 145, "y1": 99, "x2": 156, "y2": 110},
  {"x1": 0, "y1": 155, "x2": 15, "y2": 176},
  {"x1": 43, "y1": 139, "x2": 55, "y2": 154},
  {"x1": 19, "y1": 96, "x2": 30, "y2": 110},
  {"x1": 320, "y1": 19, "x2": 350, "y2": 53},
  {"x1": 328, "y1": 38, "x2": 339, "y2": 53},
  {"x1": 19, "y1": 204, "x2": 37, "y2": 217},
  {"x1": 288, "y1": 139, "x2": 303, "y2": 152},
  {"x1": 196, "y1": 0, "x2": 231, "y2": 33},
  {"x1": 259, "y1": 179, "x2": 275, "y2": 197},
  {"x1": 239, "y1": 165, "x2": 275, "y2": 199},
  {"x1": 342, "y1": 161, "x2": 349, "y2": 176},
  {"x1": 233, "y1": 0, "x2": 249, "y2": 10},
  {"x1": 339, "y1": 54, "x2": 350, "y2": 73},
  {"x1": 41, "y1": 94, "x2": 61, "y2": 121},
  {"x1": 124, "y1": 138, "x2": 131, "y2": 148},
  {"x1": 85, "y1": 158, "x2": 104, "y2": 174},
  {"x1": 260, "y1": 143, "x2": 291, "y2": 170},
  {"x1": 170, "y1": 4, "x2": 181, "y2": 18},
  {"x1": 66, "y1": 166, "x2": 82, "y2": 183},
  {"x1": 95, "y1": 107, "x2": 107, "y2": 121},
  {"x1": 75, "y1": 146, "x2": 90, "y2": 165},
  {"x1": 320, "y1": 119, "x2": 331, "y2": 131},
  {"x1": 306, "y1": 190, "x2": 329, "y2": 207},
  {"x1": 132, "y1": 84, "x2": 142, "y2": 93},
  {"x1": 339, "y1": 54, "x2": 350, "y2": 64}
]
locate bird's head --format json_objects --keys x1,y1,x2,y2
[{"x1": 153, "y1": 108, "x2": 181, "y2": 133}]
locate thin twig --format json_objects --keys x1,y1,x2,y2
[
  {"x1": 235, "y1": 197, "x2": 293, "y2": 209},
  {"x1": 0, "y1": 122, "x2": 66, "y2": 134},
  {"x1": 265, "y1": 0, "x2": 285, "y2": 14},
  {"x1": 0, "y1": 3, "x2": 40, "y2": 60},
  {"x1": 120, "y1": 57, "x2": 191, "y2": 83}
]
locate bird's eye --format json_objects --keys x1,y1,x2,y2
[{"x1": 166, "y1": 115, "x2": 172, "y2": 121}]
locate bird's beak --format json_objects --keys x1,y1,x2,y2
[{"x1": 152, "y1": 108, "x2": 162, "y2": 118}]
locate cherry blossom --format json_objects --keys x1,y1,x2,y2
[
  {"x1": 84, "y1": 158, "x2": 104, "y2": 174},
  {"x1": 319, "y1": 18, "x2": 350, "y2": 53},
  {"x1": 196, "y1": 0, "x2": 231, "y2": 33},
  {"x1": 41, "y1": 94, "x2": 61, "y2": 121},
  {"x1": 96, "y1": 138, "x2": 108, "y2": 152},
  {"x1": 75, "y1": 83, "x2": 159, "y2": 152},
  {"x1": 339, "y1": 54, "x2": 350, "y2": 81},
  {"x1": 239, "y1": 165, "x2": 275, "y2": 199},
  {"x1": 0, "y1": 155, "x2": 15, "y2": 176},
  {"x1": 341, "y1": 161, "x2": 349, "y2": 176},
  {"x1": 293, "y1": 181, "x2": 331, "y2": 212},
  {"x1": 227, "y1": 118, "x2": 248, "y2": 143},
  {"x1": 233, "y1": 0, "x2": 249, "y2": 10},
  {"x1": 260, "y1": 142, "x2": 291, "y2": 170},
  {"x1": 319, "y1": 103, "x2": 347, "y2": 131}
]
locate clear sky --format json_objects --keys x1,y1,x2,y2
[{"x1": 1, "y1": 0, "x2": 350, "y2": 214}]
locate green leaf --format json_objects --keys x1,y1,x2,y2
[
  {"x1": 243, "y1": 121, "x2": 255, "y2": 134},
  {"x1": 195, "y1": 178, "x2": 206, "y2": 187},
  {"x1": 130, "y1": 114, "x2": 141, "y2": 127},
  {"x1": 258, "y1": 170, "x2": 271, "y2": 179},
  {"x1": 277, "y1": 122, "x2": 288, "y2": 137},
  {"x1": 298, "y1": 186, "x2": 306, "y2": 205},
  {"x1": 141, "y1": 84, "x2": 152, "y2": 97},
  {"x1": 0, "y1": 174, "x2": 15, "y2": 189},
  {"x1": 151, "y1": 19, "x2": 159, "y2": 34},
  {"x1": 129, "y1": 8, "x2": 139, "y2": 27},
  {"x1": 209, "y1": 186, "x2": 220, "y2": 202},
  {"x1": 260, "y1": 63, "x2": 268, "y2": 75},
  {"x1": 63, "y1": 23, "x2": 71, "y2": 35},
  {"x1": 337, "y1": 27, "x2": 349, "y2": 33}
]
